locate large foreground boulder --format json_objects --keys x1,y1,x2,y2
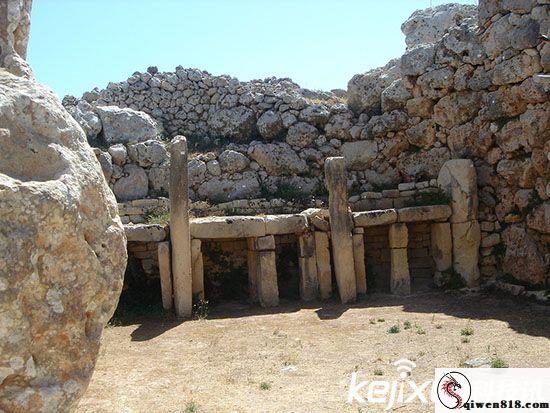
[{"x1": 0, "y1": 69, "x2": 127, "y2": 412}]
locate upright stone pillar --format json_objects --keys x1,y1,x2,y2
[
  {"x1": 191, "y1": 239, "x2": 204, "y2": 300},
  {"x1": 158, "y1": 241, "x2": 173, "y2": 310},
  {"x1": 246, "y1": 238, "x2": 259, "y2": 303},
  {"x1": 389, "y1": 223, "x2": 411, "y2": 295},
  {"x1": 438, "y1": 159, "x2": 480, "y2": 287},
  {"x1": 314, "y1": 231, "x2": 332, "y2": 299},
  {"x1": 298, "y1": 231, "x2": 319, "y2": 301},
  {"x1": 253, "y1": 235, "x2": 279, "y2": 307},
  {"x1": 431, "y1": 223, "x2": 452, "y2": 287},
  {"x1": 352, "y1": 228, "x2": 367, "y2": 295},
  {"x1": 325, "y1": 157, "x2": 356, "y2": 303},
  {"x1": 170, "y1": 136, "x2": 193, "y2": 318}
]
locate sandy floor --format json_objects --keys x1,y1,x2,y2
[{"x1": 77, "y1": 292, "x2": 550, "y2": 413}]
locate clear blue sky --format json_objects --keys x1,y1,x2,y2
[{"x1": 28, "y1": 0, "x2": 477, "y2": 99}]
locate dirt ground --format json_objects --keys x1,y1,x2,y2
[{"x1": 77, "y1": 292, "x2": 550, "y2": 413}]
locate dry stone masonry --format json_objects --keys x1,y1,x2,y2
[{"x1": 68, "y1": 0, "x2": 549, "y2": 296}]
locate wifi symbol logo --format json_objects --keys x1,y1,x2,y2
[{"x1": 393, "y1": 359, "x2": 416, "y2": 379}]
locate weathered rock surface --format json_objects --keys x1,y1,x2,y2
[
  {"x1": 502, "y1": 225, "x2": 548, "y2": 285},
  {"x1": 95, "y1": 105, "x2": 162, "y2": 144},
  {"x1": 249, "y1": 143, "x2": 307, "y2": 175},
  {"x1": 0, "y1": 68, "x2": 126, "y2": 411},
  {"x1": 0, "y1": 0, "x2": 33, "y2": 77},
  {"x1": 401, "y1": 3, "x2": 477, "y2": 48},
  {"x1": 65, "y1": 100, "x2": 102, "y2": 140},
  {"x1": 208, "y1": 106, "x2": 256, "y2": 140},
  {"x1": 113, "y1": 164, "x2": 149, "y2": 201},
  {"x1": 218, "y1": 149, "x2": 250, "y2": 173}
]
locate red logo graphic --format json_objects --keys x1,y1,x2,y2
[{"x1": 437, "y1": 372, "x2": 472, "y2": 409}]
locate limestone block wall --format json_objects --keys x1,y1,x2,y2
[{"x1": 74, "y1": 0, "x2": 548, "y2": 288}]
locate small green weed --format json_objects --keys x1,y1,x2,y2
[
  {"x1": 388, "y1": 324, "x2": 401, "y2": 334},
  {"x1": 184, "y1": 401, "x2": 198, "y2": 413},
  {"x1": 145, "y1": 212, "x2": 170, "y2": 225},
  {"x1": 491, "y1": 358, "x2": 509, "y2": 368},
  {"x1": 461, "y1": 326, "x2": 474, "y2": 336}
]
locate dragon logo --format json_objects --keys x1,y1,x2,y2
[{"x1": 437, "y1": 372, "x2": 471, "y2": 409}]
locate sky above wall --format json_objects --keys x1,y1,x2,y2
[{"x1": 28, "y1": 0, "x2": 477, "y2": 99}]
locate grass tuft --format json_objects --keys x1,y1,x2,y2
[
  {"x1": 388, "y1": 324, "x2": 400, "y2": 334},
  {"x1": 491, "y1": 358, "x2": 509, "y2": 368},
  {"x1": 461, "y1": 326, "x2": 474, "y2": 337},
  {"x1": 184, "y1": 401, "x2": 198, "y2": 413}
]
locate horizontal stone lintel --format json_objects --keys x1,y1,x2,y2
[
  {"x1": 190, "y1": 214, "x2": 308, "y2": 239},
  {"x1": 397, "y1": 205, "x2": 452, "y2": 223},
  {"x1": 125, "y1": 224, "x2": 168, "y2": 242},
  {"x1": 353, "y1": 209, "x2": 398, "y2": 227}
]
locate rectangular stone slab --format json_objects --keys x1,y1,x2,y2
[
  {"x1": 264, "y1": 214, "x2": 308, "y2": 235},
  {"x1": 353, "y1": 209, "x2": 398, "y2": 227},
  {"x1": 246, "y1": 238, "x2": 259, "y2": 304},
  {"x1": 389, "y1": 223, "x2": 409, "y2": 249},
  {"x1": 125, "y1": 224, "x2": 167, "y2": 242},
  {"x1": 257, "y1": 250, "x2": 279, "y2": 307},
  {"x1": 353, "y1": 233, "x2": 367, "y2": 295},
  {"x1": 397, "y1": 205, "x2": 452, "y2": 223},
  {"x1": 299, "y1": 256, "x2": 319, "y2": 301},
  {"x1": 314, "y1": 231, "x2": 332, "y2": 300},
  {"x1": 191, "y1": 239, "x2": 204, "y2": 300},
  {"x1": 190, "y1": 216, "x2": 266, "y2": 239},
  {"x1": 254, "y1": 235, "x2": 276, "y2": 251},
  {"x1": 157, "y1": 241, "x2": 173, "y2": 310},
  {"x1": 390, "y1": 248, "x2": 411, "y2": 295}
]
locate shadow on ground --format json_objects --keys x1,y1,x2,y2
[{"x1": 126, "y1": 290, "x2": 550, "y2": 342}]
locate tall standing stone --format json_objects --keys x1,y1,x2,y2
[
  {"x1": 170, "y1": 136, "x2": 193, "y2": 318},
  {"x1": 438, "y1": 159, "x2": 480, "y2": 287},
  {"x1": 325, "y1": 157, "x2": 356, "y2": 303}
]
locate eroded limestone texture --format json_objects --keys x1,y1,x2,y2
[{"x1": 0, "y1": 1, "x2": 126, "y2": 410}]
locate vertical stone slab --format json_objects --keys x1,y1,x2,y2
[
  {"x1": 452, "y1": 221, "x2": 481, "y2": 286},
  {"x1": 246, "y1": 238, "x2": 259, "y2": 303},
  {"x1": 255, "y1": 235, "x2": 279, "y2": 307},
  {"x1": 437, "y1": 159, "x2": 478, "y2": 224},
  {"x1": 431, "y1": 222, "x2": 452, "y2": 286},
  {"x1": 170, "y1": 136, "x2": 193, "y2": 318},
  {"x1": 298, "y1": 231, "x2": 319, "y2": 301},
  {"x1": 324, "y1": 157, "x2": 357, "y2": 303},
  {"x1": 191, "y1": 238, "x2": 204, "y2": 300},
  {"x1": 352, "y1": 228, "x2": 367, "y2": 295},
  {"x1": 158, "y1": 241, "x2": 173, "y2": 310},
  {"x1": 390, "y1": 249, "x2": 411, "y2": 295},
  {"x1": 314, "y1": 231, "x2": 332, "y2": 300},
  {"x1": 389, "y1": 223, "x2": 411, "y2": 295},
  {"x1": 438, "y1": 159, "x2": 480, "y2": 287}
]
